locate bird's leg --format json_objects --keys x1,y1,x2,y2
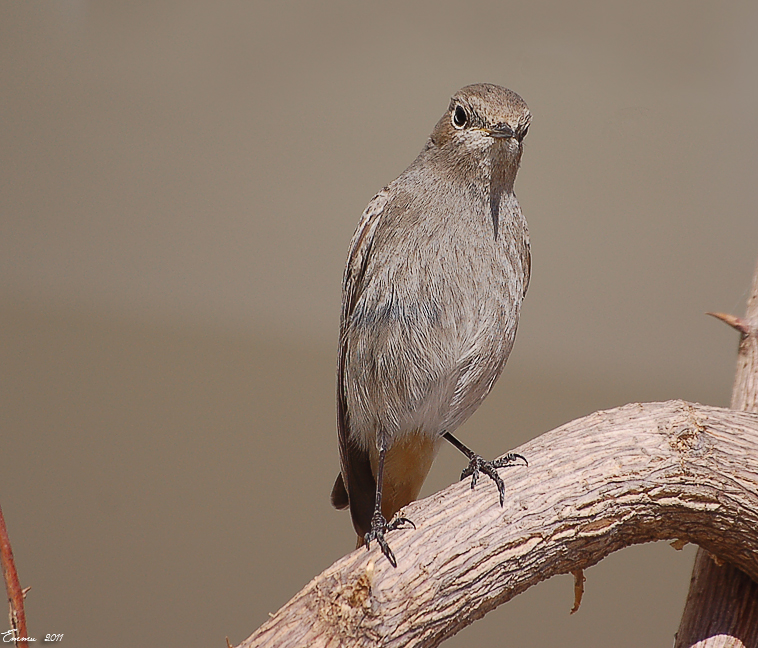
[
  {"x1": 442, "y1": 431, "x2": 527, "y2": 507},
  {"x1": 363, "y1": 439, "x2": 415, "y2": 568}
]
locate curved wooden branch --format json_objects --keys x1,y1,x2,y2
[{"x1": 241, "y1": 400, "x2": 758, "y2": 648}]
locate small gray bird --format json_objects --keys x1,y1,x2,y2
[{"x1": 331, "y1": 83, "x2": 531, "y2": 566}]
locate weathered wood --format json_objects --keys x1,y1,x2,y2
[
  {"x1": 240, "y1": 400, "x2": 758, "y2": 648},
  {"x1": 675, "y1": 260, "x2": 758, "y2": 648}
]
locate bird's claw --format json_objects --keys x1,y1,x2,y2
[
  {"x1": 364, "y1": 511, "x2": 415, "y2": 568},
  {"x1": 460, "y1": 452, "x2": 527, "y2": 507}
]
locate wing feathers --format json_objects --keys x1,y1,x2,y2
[{"x1": 333, "y1": 191, "x2": 389, "y2": 537}]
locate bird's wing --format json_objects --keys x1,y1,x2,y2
[{"x1": 332, "y1": 189, "x2": 389, "y2": 537}]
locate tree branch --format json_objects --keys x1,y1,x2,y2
[
  {"x1": 0, "y1": 503, "x2": 29, "y2": 648},
  {"x1": 675, "y1": 259, "x2": 758, "y2": 648},
  {"x1": 240, "y1": 400, "x2": 758, "y2": 648}
]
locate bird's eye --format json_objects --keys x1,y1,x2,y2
[
  {"x1": 518, "y1": 124, "x2": 530, "y2": 142},
  {"x1": 452, "y1": 105, "x2": 468, "y2": 129}
]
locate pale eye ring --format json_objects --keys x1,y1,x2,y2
[{"x1": 452, "y1": 104, "x2": 468, "y2": 129}]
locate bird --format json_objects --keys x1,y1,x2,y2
[{"x1": 331, "y1": 83, "x2": 531, "y2": 567}]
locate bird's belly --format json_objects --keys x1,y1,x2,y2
[{"x1": 344, "y1": 289, "x2": 518, "y2": 450}]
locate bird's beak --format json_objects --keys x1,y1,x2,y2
[{"x1": 484, "y1": 124, "x2": 516, "y2": 139}]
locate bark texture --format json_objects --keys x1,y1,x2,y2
[
  {"x1": 240, "y1": 400, "x2": 758, "y2": 648},
  {"x1": 675, "y1": 261, "x2": 758, "y2": 648}
]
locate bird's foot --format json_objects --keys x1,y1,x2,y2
[
  {"x1": 364, "y1": 510, "x2": 415, "y2": 568},
  {"x1": 460, "y1": 452, "x2": 528, "y2": 507}
]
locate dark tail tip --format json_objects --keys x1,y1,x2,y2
[{"x1": 330, "y1": 473, "x2": 350, "y2": 510}]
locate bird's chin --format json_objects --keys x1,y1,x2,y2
[{"x1": 490, "y1": 139, "x2": 521, "y2": 162}]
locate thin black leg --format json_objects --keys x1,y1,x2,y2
[{"x1": 363, "y1": 440, "x2": 415, "y2": 567}]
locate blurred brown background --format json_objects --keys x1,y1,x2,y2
[{"x1": 2, "y1": 2, "x2": 757, "y2": 647}]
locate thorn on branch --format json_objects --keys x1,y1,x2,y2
[
  {"x1": 706, "y1": 312, "x2": 751, "y2": 336},
  {"x1": 570, "y1": 568, "x2": 585, "y2": 615}
]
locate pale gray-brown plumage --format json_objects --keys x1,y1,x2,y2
[{"x1": 331, "y1": 83, "x2": 531, "y2": 566}]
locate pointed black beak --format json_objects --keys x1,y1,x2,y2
[{"x1": 485, "y1": 123, "x2": 516, "y2": 139}]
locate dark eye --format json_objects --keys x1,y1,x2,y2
[
  {"x1": 452, "y1": 104, "x2": 468, "y2": 129},
  {"x1": 518, "y1": 124, "x2": 529, "y2": 142}
]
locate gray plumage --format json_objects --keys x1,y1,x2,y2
[{"x1": 332, "y1": 83, "x2": 532, "y2": 548}]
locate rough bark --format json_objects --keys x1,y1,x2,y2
[
  {"x1": 240, "y1": 401, "x2": 758, "y2": 648},
  {"x1": 675, "y1": 261, "x2": 758, "y2": 648}
]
